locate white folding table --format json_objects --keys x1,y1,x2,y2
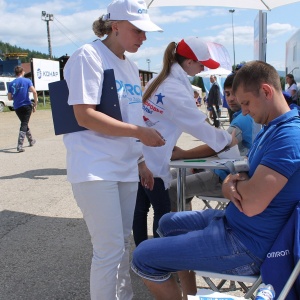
[{"x1": 169, "y1": 157, "x2": 229, "y2": 211}]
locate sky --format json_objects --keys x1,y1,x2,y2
[{"x1": 1, "y1": 0, "x2": 300, "y2": 73}]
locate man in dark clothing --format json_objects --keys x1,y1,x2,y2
[{"x1": 207, "y1": 75, "x2": 221, "y2": 126}]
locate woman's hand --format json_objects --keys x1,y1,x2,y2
[
  {"x1": 138, "y1": 161, "x2": 154, "y2": 190},
  {"x1": 137, "y1": 127, "x2": 165, "y2": 147}
]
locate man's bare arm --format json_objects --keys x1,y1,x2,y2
[
  {"x1": 171, "y1": 144, "x2": 215, "y2": 160},
  {"x1": 223, "y1": 165, "x2": 288, "y2": 216}
]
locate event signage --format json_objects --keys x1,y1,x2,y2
[{"x1": 32, "y1": 58, "x2": 60, "y2": 91}]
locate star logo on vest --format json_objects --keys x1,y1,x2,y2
[{"x1": 155, "y1": 93, "x2": 165, "y2": 105}]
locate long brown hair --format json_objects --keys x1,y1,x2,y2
[{"x1": 142, "y1": 42, "x2": 187, "y2": 103}]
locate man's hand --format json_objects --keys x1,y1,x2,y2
[
  {"x1": 171, "y1": 146, "x2": 186, "y2": 160},
  {"x1": 222, "y1": 172, "x2": 248, "y2": 212}
]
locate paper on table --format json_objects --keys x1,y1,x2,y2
[
  {"x1": 211, "y1": 158, "x2": 243, "y2": 164},
  {"x1": 217, "y1": 145, "x2": 241, "y2": 159}
]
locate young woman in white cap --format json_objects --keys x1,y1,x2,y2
[
  {"x1": 132, "y1": 37, "x2": 236, "y2": 246},
  {"x1": 63, "y1": 0, "x2": 164, "y2": 299}
]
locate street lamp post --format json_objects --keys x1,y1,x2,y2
[
  {"x1": 41, "y1": 11, "x2": 54, "y2": 59},
  {"x1": 290, "y1": 67, "x2": 299, "y2": 74},
  {"x1": 229, "y1": 9, "x2": 236, "y2": 68},
  {"x1": 146, "y1": 58, "x2": 151, "y2": 71}
]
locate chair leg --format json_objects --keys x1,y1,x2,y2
[
  {"x1": 202, "y1": 277, "x2": 219, "y2": 292},
  {"x1": 202, "y1": 200, "x2": 213, "y2": 209},
  {"x1": 243, "y1": 276, "x2": 262, "y2": 299},
  {"x1": 216, "y1": 279, "x2": 227, "y2": 290},
  {"x1": 277, "y1": 260, "x2": 300, "y2": 300}
]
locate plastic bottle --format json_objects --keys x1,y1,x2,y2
[{"x1": 255, "y1": 283, "x2": 275, "y2": 300}]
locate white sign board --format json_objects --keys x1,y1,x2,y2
[
  {"x1": 32, "y1": 58, "x2": 60, "y2": 91},
  {"x1": 253, "y1": 11, "x2": 267, "y2": 62}
]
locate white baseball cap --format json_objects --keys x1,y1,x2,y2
[
  {"x1": 176, "y1": 37, "x2": 220, "y2": 69},
  {"x1": 106, "y1": 0, "x2": 163, "y2": 32}
]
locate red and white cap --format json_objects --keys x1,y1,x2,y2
[
  {"x1": 176, "y1": 37, "x2": 220, "y2": 69},
  {"x1": 106, "y1": 0, "x2": 163, "y2": 32}
]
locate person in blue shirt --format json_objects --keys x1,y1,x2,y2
[
  {"x1": 131, "y1": 61, "x2": 300, "y2": 300},
  {"x1": 168, "y1": 72, "x2": 261, "y2": 211},
  {"x1": 8, "y1": 66, "x2": 38, "y2": 152}
]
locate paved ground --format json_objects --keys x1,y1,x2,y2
[{"x1": 0, "y1": 109, "x2": 246, "y2": 300}]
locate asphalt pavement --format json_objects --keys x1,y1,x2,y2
[{"x1": 0, "y1": 108, "x2": 244, "y2": 300}]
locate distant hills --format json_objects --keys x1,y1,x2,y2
[{"x1": 0, "y1": 40, "x2": 55, "y2": 62}]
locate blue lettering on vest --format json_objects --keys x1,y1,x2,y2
[{"x1": 116, "y1": 80, "x2": 142, "y2": 96}]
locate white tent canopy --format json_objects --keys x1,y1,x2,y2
[
  {"x1": 197, "y1": 67, "x2": 231, "y2": 78},
  {"x1": 145, "y1": 0, "x2": 300, "y2": 64},
  {"x1": 191, "y1": 84, "x2": 202, "y2": 92},
  {"x1": 145, "y1": 0, "x2": 300, "y2": 11}
]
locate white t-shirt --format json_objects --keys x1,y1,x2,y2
[
  {"x1": 142, "y1": 63, "x2": 231, "y2": 188},
  {"x1": 286, "y1": 83, "x2": 298, "y2": 101},
  {"x1": 63, "y1": 40, "x2": 143, "y2": 183}
]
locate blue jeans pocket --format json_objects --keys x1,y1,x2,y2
[{"x1": 224, "y1": 259, "x2": 261, "y2": 275}]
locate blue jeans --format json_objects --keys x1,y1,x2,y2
[
  {"x1": 132, "y1": 178, "x2": 171, "y2": 246},
  {"x1": 131, "y1": 209, "x2": 262, "y2": 282}
]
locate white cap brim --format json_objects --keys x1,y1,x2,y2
[{"x1": 129, "y1": 20, "x2": 163, "y2": 32}]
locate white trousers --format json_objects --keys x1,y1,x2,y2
[{"x1": 72, "y1": 180, "x2": 138, "y2": 300}]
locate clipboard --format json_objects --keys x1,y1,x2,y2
[{"x1": 48, "y1": 69, "x2": 122, "y2": 135}]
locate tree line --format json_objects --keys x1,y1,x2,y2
[{"x1": 0, "y1": 40, "x2": 56, "y2": 63}]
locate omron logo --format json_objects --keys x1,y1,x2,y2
[
  {"x1": 267, "y1": 249, "x2": 290, "y2": 258},
  {"x1": 37, "y1": 68, "x2": 42, "y2": 79},
  {"x1": 137, "y1": 8, "x2": 147, "y2": 14}
]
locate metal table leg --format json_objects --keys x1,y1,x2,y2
[{"x1": 177, "y1": 167, "x2": 186, "y2": 212}]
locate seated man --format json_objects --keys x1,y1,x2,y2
[
  {"x1": 168, "y1": 72, "x2": 261, "y2": 211},
  {"x1": 131, "y1": 61, "x2": 300, "y2": 300}
]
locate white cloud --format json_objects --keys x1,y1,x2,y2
[
  {"x1": 267, "y1": 22, "x2": 297, "y2": 42},
  {"x1": 0, "y1": 1, "x2": 103, "y2": 51},
  {"x1": 148, "y1": 7, "x2": 207, "y2": 24}
]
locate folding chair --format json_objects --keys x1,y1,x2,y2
[
  {"x1": 194, "y1": 270, "x2": 261, "y2": 299},
  {"x1": 194, "y1": 201, "x2": 300, "y2": 299},
  {"x1": 210, "y1": 105, "x2": 220, "y2": 128},
  {"x1": 196, "y1": 195, "x2": 229, "y2": 210},
  {"x1": 218, "y1": 116, "x2": 230, "y2": 129}
]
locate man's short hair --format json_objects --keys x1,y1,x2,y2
[
  {"x1": 232, "y1": 61, "x2": 281, "y2": 96},
  {"x1": 224, "y1": 73, "x2": 235, "y2": 89},
  {"x1": 14, "y1": 66, "x2": 24, "y2": 76}
]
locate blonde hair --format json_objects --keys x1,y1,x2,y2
[
  {"x1": 92, "y1": 15, "x2": 113, "y2": 37},
  {"x1": 142, "y1": 42, "x2": 187, "y2": 103}
]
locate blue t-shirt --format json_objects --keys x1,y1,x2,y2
[
  {"x1": 289, "y1": 103, "x2": 300, "y2": 115},
  {"x1": 214, "y1": 110, "x2": 256, "y2": 181},
  {"x1": 8, "y1": 77, "x2": 33, "y2": 109},
  {"x1": 230, "y1": 111, "x2": 254, "y2": 151},
  {"x1": 226, "y1": 109, "x2": 300, "y2": 259}
]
